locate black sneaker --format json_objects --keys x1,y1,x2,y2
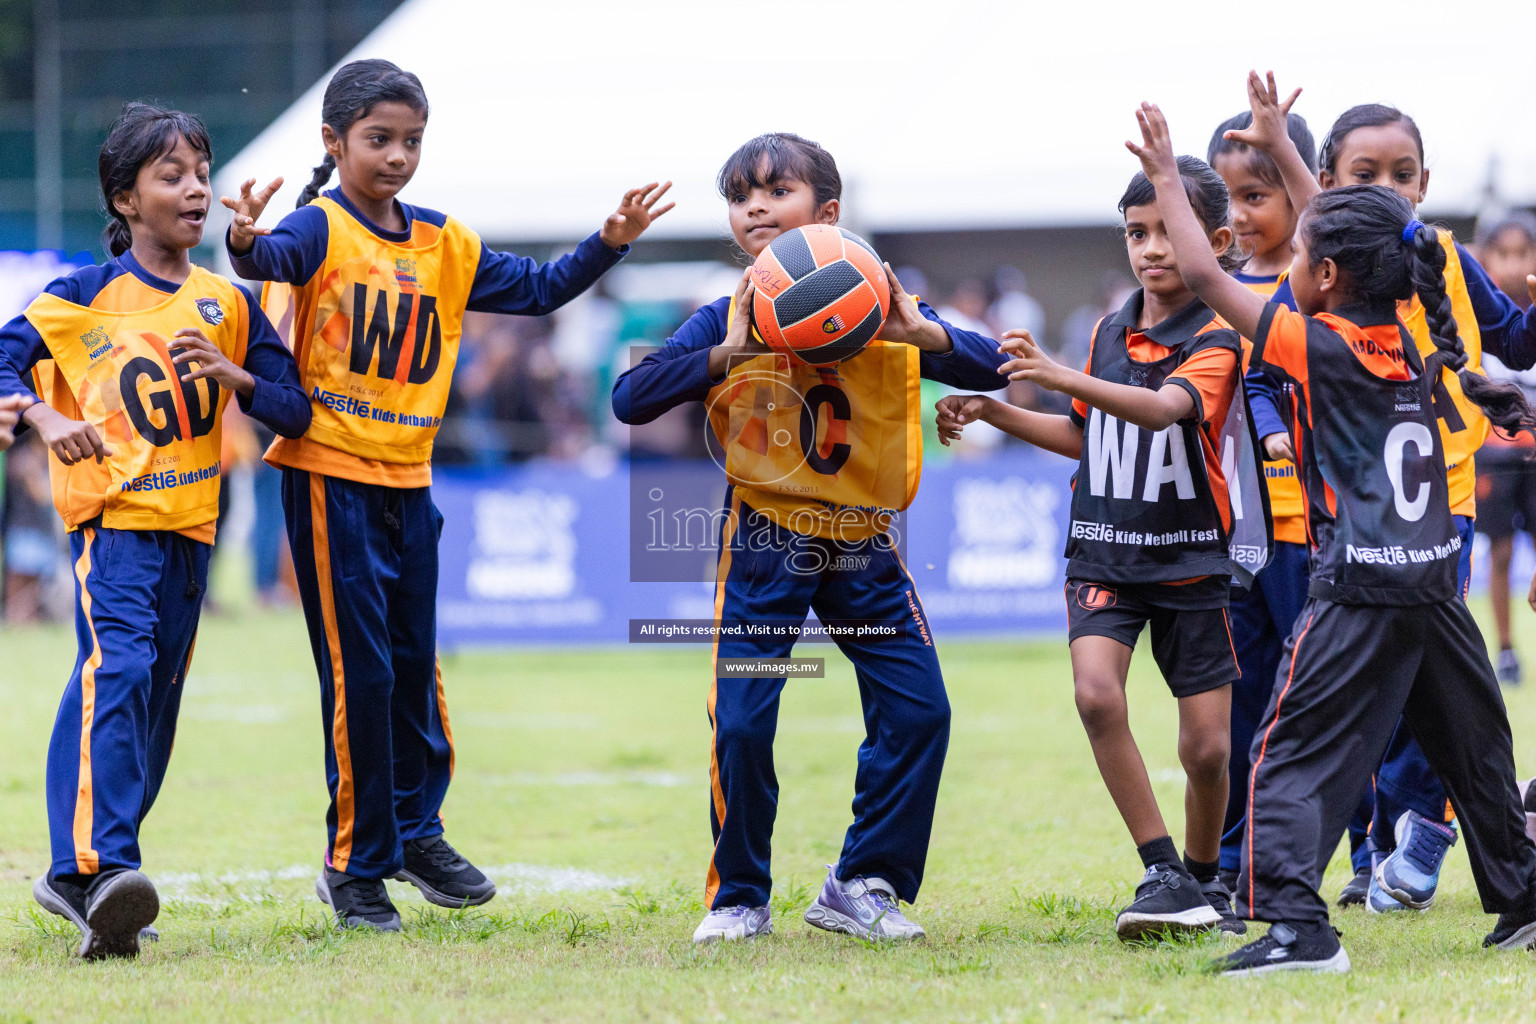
[
  {"x1": 1201, "y1": 878, "x2": 1247, "y2": 935},
  {"x1": 1215, "y1": 920, "x2": 1350, "y2": 975},
  {"x1": 315, "y1": 868, "x2": 402, "y2": 931},
  {"x1": 32, "y1": 871, "x2": 162, "y2": 946},
  {"x1": 393, "y1": 835, "x2": 496, "y2": 908},
  {"x1": 1115, "y1": 864, "x2": 1221, "y2": 941},
  {"x1": 1484, "y1": 905, "x2": 1536, "y2": 950},
  {"x1": 1336, "y1": 866, "x2": 1371, "y2": 907},
  {"x1": 42, "y1": 869, "x2": 159, "y2": 960}
]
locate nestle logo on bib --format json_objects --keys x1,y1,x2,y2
[
  {"x1": 395, "y1": 257, "x2": 418, "y2": 284},
  {"x1": 195, "y1": 298, "x2": 224, "y2": 325},
  {"x1": 79, "y1": 326, "x2": 109, "y2": 352}
]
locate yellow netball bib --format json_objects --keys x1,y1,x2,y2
[
  {"x1": 264, "y1": 195, "x2": 479, "y2": 467},
  {"x1": 1400, "y1": 234, "x2": 1487, "y2": 517},
  {"x1": 1237, "y1": 272, "x2": 1305, "y2": 539},
  {"x1": 23, "y1": 267, "x2": 244, "y2": 533},
  {"x1": 707, "y1": 296, "x2": 922, "y2": 540}
]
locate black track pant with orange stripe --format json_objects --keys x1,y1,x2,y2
[
  {"x1": 282, "y1": 468, "x2": 455, "y2": 880},
  {"x1": 1239, "y1": 598, "x2": 1536, "y2": 924}
]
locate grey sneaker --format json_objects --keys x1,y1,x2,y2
[
  {"x1": 38, "y1": 870, "x2": 160, "y2": 960},
  {"x1": 803, "y1": 864, "x2": 925, "y2": 940},
  {"x1": 692, "y1": 904, "x2": 771, "y2": 944},
  {"x1": 1498, "y1": 648, "x2": 1522, "y2": 686}
]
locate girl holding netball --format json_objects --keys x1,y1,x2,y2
[
  {"x1": 612, "y1": 132, "x2": 1007, "y2": 944},
  {"x1": 1127, "y1": 98, "x2": 1536, "y2": 974},
  {"x1": 0, "y1": 103, "x2": 310, "y2": 958},
  {"x1": 937, "y1": 152, "x2": 1260, "y2": 940},
  {"x1": 223, "y1": 58, "x2": 671, "y2": 931}
]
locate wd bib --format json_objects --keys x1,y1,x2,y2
[{"x1": 263, "y1": 196, "x2": 479, "y2": 465}]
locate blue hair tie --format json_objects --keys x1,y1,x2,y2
[{"x1": 1403, "y1": 219, "x2": 1425, "y2": 242}]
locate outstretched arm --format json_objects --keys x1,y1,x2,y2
[
  {"x1": 1222, "y1": 71, "x2": 1320, "y2": 214},
  {"x1": 994, "y1": 329, "x2": 1201, "y2": 432},
  {"x1": 936, "y1": 393, "x2": 1083, "y2": 459},
  {"x1": 1127, "y1": 103, "x2": 1268, "y2": 341}
]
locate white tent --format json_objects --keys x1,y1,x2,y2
[{"x1": 216, "y1": 0, "x2": 1536, "y2": 243}]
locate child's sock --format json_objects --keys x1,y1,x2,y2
[
  {"x1": 1183, "y1": 852, "x2": 1219, "y2": 883},
  {"x1": 1137, "y1": 835, "x2": 1180, "y2": 871}
]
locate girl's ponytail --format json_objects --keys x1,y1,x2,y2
[
  {"x1": 1408, "y1": 223, "x2": 1536, "y2": 438},
  {"x1": 102, "y1": 214, "x2": 133, "y2": 257},
  {"x1": 296, "y1": 153, "x2": 335, "y2": 208}
]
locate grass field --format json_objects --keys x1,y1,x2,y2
[{"x1": 4, "y1": 601, "x2": 1536, "y2": 1023}]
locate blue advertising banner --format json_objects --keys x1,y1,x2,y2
[{"x1": 434, "y1": 448, "x2": 1079, "y2": 648}]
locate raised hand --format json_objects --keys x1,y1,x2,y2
[
  {"x1": 1223, "y1": 71, "x2": 1302, "y2": 155},
  {"x1": 600, "y1": 181, "x2": 675, "y2": 249},
  {"x1": 1125, "y1": 102, "x2": 1180, "y2": 185},
  {"x1": 935, "y1": 394, "x2": 993, "y2": 446},
  {"x1": 171, "y1": 328, "x2": 255, "y2": 396},
  {"x1": 0, "y1": 392, "x2": 32, "y2": 451},
  {"x1": 1527, "y1": 273, "x2": 1536, "y2": 310},
  {"x1": 998, "y1": 328, "x2": 1068, "y2": 390},
  {"x1": 220, "y1": 176, "x2": 284, "y2": 255}
]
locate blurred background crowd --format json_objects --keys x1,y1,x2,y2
[
  {"x1": 6, "y1": 217, "x2": 1535, "y2": 623},
  {"x1": 2, "y1": 0, "x2": 1535, "y2": 624}
]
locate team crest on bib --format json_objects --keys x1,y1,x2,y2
[{"x1": 196, "y1": 297, "x2": 224, "y2": 326}]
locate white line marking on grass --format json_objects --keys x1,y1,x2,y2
[
  {"x1": 481, "y1": 771, "x2": 696, "y2": 787},
  {"x1": 478, "y1": 864, "x2": 633, "y2": 895},
  {"x1": 156, "y1": 862, "x2": 631, "y2": 904}
]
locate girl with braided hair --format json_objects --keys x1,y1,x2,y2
[
  {"x1": 1268, "y1": 100, "x2": 1536, "y2": 914},
  {"x1": 1129, "y1": 99, "x2": 1536, "y2": 975}
]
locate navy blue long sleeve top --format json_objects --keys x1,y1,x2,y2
[
  {"x1": 227, "y1": 188, "x2": 626, "y2": 316},
  {"x1": 0, "y1": 251, "x2": 310, "y2": 438},
  {"x1": 612, "y1": 295, "x2": 1009, "y2": 425}
]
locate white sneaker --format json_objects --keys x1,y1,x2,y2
[
  {"x1": 692, "y1": 904, "x2": 772, "y2": 944},
  {"x1": 803, "y1": 864, "x2": 926, "y2": 940}
]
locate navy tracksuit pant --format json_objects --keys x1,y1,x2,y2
[
  {"x1": 46, "y1": 525, "x2": 209, "y2": 878},
  {"x1": 705, "y1": 494, "x2": 950, "y2": 909},
  {"x1": 282, "y1": 468, "x2": 454, "y2": 880},
  {"x1": 1220, "y1": 541, "x2": 1344, "y2": 873}
]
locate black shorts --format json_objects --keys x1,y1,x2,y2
[
  {"x1": 1476, "y1": 447, "x2": 1536, "y2": 541},
  {"x1": 1065, "y1": 578, "x2": 1238, "y2": 698}
]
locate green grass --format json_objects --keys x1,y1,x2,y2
[{"x1": 3, "y1": 602, "x2": 1536, "y2": 1022}]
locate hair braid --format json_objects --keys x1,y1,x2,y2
[
  {"x1": 1408, "y1": 223, "x2": 1536, "y2": 438},
  {"x1": 296, "y1": 153, "x2": 335, "y2": 208}
]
